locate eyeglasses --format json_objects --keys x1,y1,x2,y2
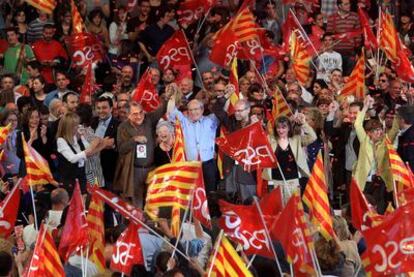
[{"x1": 235, "y1": 108, "x2": 248, "y2": 113}]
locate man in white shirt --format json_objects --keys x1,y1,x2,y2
[{"x1": 316, "y1": 34, "x2": 343, "y2": 82}]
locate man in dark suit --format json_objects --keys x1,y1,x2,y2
[
  {"x1": 91, "y1": 96, "x2": 119, "y2": 188},
  {"x1": 397, "y1": 105, "x2": 414, "y2": 172}
]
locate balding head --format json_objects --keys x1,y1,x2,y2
[{"x1": 51, "y1": 188, "x2": 69, "y2": 210}]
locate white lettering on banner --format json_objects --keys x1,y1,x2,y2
[
  {"x1": 159, "y1": 47, "x2": 191, "y2": 69},
  {"x1": 246, "y1": 39, "x2": 263, "y2": 56},
  {"x1": 112, "y1": 241, "x2": 136, "y2": 266},
  {"x1": 234, "y1": 145, "x2": 275, "y2": 166},
  {"x1": 72, "y1": 44, "x2": 102, "y2": 66},
  {"x1": 0, "y1": 209, "x2": 10, "y2": 230},
  {"x1": 140, "y1": 90, "x2": 158, "y2": 109},
  {"x1": 370, "y1": 237, "x2": 414, "y2": 272},
  {"x1": 194, "y1": 188, "x2": 211, "y2": 220},
  {"x1": 225, "y1": 43, "x2": 238, "y2": 66},
  {"x1": 29, "y1": 254, "x2": 40, "y2": 271},
  {"x1": 291, "y1": 228, "x2": 307, "y2": 264},
  {"x1": 222, "y1": 211, "x2": 270, "y2": 252}
]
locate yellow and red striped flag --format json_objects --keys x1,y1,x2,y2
[
  {"x1": 144, "y1": 161, "x2": 201, "y2": 219},
  {"x1": 71, "y1": 0, "x2": 85, "y2": 34},
  {"x1": 26, "y1": 224, "x2": 65, "y2": 277},
  {"x1": 0, "y1": 123, "x2": 11, "y2": 145},
  {"x1": 303, "y1": 151, "x2": 335, "y2": 241},
  {"x1": 271, "y1": 87, "x2": 293, "y2": 119},
  {"x1": 231, "y1": 6, "x2": 259, "y2": 43},
  {"x1": 25, "y1": 0, "x2": 56, "y2": 14},
  {"x1": 227, "y1": 57, "x2": 242, "y2": 115},
  {"x1": 385, "y1": 137, "x2": 412, "y2": 189},
  {"x1": 22, "y1": 136, "x2": 55, "y2": 186},
  {"x1": 217, "y1": 127, "x2": 226, "y2": 180},
  {"x1": 207, "y1": 233, "x2": 253, "y2": 277},
  {"x1": 172, "y1": 118, "x2": 186, "y2": 162},
  {"x1": 379, "y1": 11, "x2": 399, "y2": 62},
  {"x1": 86, "y1": 193, "x2": 105, "y2": 272},
  {"x1": 340, "y1": 51, "x2": 366, "y2": 100},
  {"x1": 289, "y1": 31, "x2": 311, "y2": 86}
]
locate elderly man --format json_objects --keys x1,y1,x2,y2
[
  {"x1": 168, "y1": 97, "x2": 220, "y2": 193},
  {"x1": 114, "y1": 90, "x2": 173, "y2": 208}
]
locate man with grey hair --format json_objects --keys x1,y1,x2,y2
[{"x1": 46, "y1": 188, "x2": 69, "y2": 228}]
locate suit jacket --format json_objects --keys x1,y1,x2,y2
[
  {"x1": 398, "y1": 124, "x2": 414, "y2": 172},
  {"x1": 91, "y1": 116, "x2": 119, "y2": 185}
]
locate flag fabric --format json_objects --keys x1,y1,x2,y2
[
  {"x1": 379, "y1": 11, "x2": 398, "y2": 62},
  {"x1": 227, "y1": 57, "x2": 242, "y2": 115},
  {"x1": 274, "y1": 191, "x2": 316, "y2": 276},
  {"x1": 58, "y1": 181, "x2": 89, "y2": 261},
  {"x1": 358, "y1": 8, "x2": 379, "y2": 50},
  {"x1": 192, "y1": 165, "x2": 212, "y2": 228},
  {"x1": 0, "y1": 184, "x2": 21, "y2": 238},
  {"x1": 144, "y1": 161, "x2": 201, "y2": 219},
  {"x1": 26, "y1": 224, "x2": 65, "y2": 277},
  {"x1": 271, "y1": 87, "x2": 293, "y2": 120},
  {"x1": 86, "y1": 193, "x2": 105, "y2": 272},
  {"x1": 231, "y1": 6, "x2": 259, "y2": 43},
  {"x1": 289, "y1": 31, "x2": 311, "y2": 86},
  {"x1": 22, "y1": 135, "x2": 55, "y2": 186},
  {"x1": 349, "y1": 178, "x2": 383, "y2": 231},
  {"x1": 340, "y1": 51, "x2": 366, "y2": 100},
  {"x1": 110, "y1": 223, "x2": 144, "y2": 276},
  {"x1": 71, "y1": 0, "x2": 85, "y2": 34},
  {"x1": 217, "y1": 127, "x2": 227, "y2": 179},
  {"x1": 80, "y1": 63, "x2": 98, "y2": 103},
  {"x1": 216, "y1": 122, "x2": 277, "y2": 172},
  {"x1": 66, "y1": 32, "x2": 105, "y2": 67},
  {"x1": 177, "y1": 0, "x2": 216, "y2": 26},
  {"x1": 25, "y1": 0, "x2": 56, "y2": 14},
  {"x1": 393, "y1": 44, "x2": 414, "y2": 82},
  {"x1": 172, "y1": 118, "x2": 186, "y2": 162},
  {"x1": 362, "y1": 200, "x2": 414, "y2": 276},
  {"x1": 0, "y1": 124, "x2": 11, "y2": 145},
  {"x1": 302, "y1": 151, "x2": 335, "y2": 241},
  {"x1": 92, "y1": 188, "x2": 144, "y2": 225},
  {"x1": 210, "y1": 22, "x2": 238, "y2": 67},
  {"x1": 131, "y1": 69, "x2": 160, "y2": 112},
  {"x1": 207, "y1": 233, "x2": 253, "y2": 277},
  {"x1": 156, "y1": 30, "x2": 192, "y2": 72},
  {"x1": 385, "y1": 137, "x2": 411, "y2": 189}
]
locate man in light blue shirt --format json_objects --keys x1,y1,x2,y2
[{"x1": 168, "y1": 99, "x2": 219, "y2": 193}]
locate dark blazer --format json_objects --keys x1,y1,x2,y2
[
  {"x1": 91, "y1": 116, "x2": 120, "y2": 185},
  {"x1": 398, "y1": 124, "x2": 414, "y2": 172}
]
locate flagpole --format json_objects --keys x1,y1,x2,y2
[
  {"x1": 247, "y1": 254, "x2": 256, "y2": 269},
  {"x1": 93, "y1": 189, "x2": 191, "y2": 261},
  {"x1": 207, "y1": 230, "x2": 224, "y2": 277},
  {"x1": 182, "y1": 31, "x2": 205, "y2": 91},
  {"x1": 375, "y1": 7, "x2": 382, "y2": 84},
  {"x1": 289, "y1": 263, "x2": 294, "y2": 277},
  {"x1": 310, "y1": 247, "x2": 323, "y2": 277},
  {"x1": 80, "y1": 246, "x2": 85, "y2": 277},
  {"x1": 393, "y1": 179, "x2": 400, "y2": 208},
  {"x1": 253, "y1": 197, "x2": 283, "y2": 276},
  {"x1": 26, "y1": 223, "x2": 47, "y2": 276},
  {"x1": 195, "y1": 8, "x2": 211, "y2": 36},
  {"x1": 30, "y1": 186, "x2": 38, "y2": 232}
]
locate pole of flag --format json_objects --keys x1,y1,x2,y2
[
  {"x1": 206, "y1": 230, "x2": 224, "y2": 277},
  {"x1": 30, "y1": 185, "x2": 38, "y2": 231},
  {"x1": 182, "y1": 31, "x2": 205, "y2": 91},
  {"x1": 253, "y1": 197, "x2": 283, "y2": 276},
  {"x1": 247, "y1": 254, "x2": 257, "y2": 269},
  {"x1": 393, "y1": 179, "x2": 400, "y2": 208},
  {"x1": 195, "y1": 8, "x2": 211, "y2": 36},
  {"x1": 375, "y1": 7, "x2": 382, "y2": 83}
]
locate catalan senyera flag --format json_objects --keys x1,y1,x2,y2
[
  {"x1": 86, "y1": 193, "x2": 105, "y2": 272},
  {"x1": 303, "y1": 151, "x2": 335, "y2": 241},
  {"x1": 379, "y1": 11, "x2": 399, "y2": 62},
  {"x1": 0, "y1": 123, "x2": 11, "y2": 145},
  {"x1": 227, "y1": 57, "x2": 242, "y2": 115},
  {"x1": 144, "y1": 161, "x2": 201, "y2": 219},
  {"x1": 340, "y1": 51, "x2": 366, "y2": 100},
  {"x1": 71, "y1": 0, "x2": 85, "y2": 34},
  {"x1": 25, "y1": 0, "x2": 56, "y2": 14},
  {"x1": 385, "y1": 137, "x2": 412, "y2": 195},
  {"x1": 208, "y1": 233, "x2": 253, "y2": 277},
  {"x1": 231, "y1": 6, "x2": 259, "y2": 43},
  {"x1": 22, "y1": 136, "x2": 55, "y2": 186},
  {"x1": 271, "y1": 87, "x2": 293, "y2": 119},
  {"x1": 289, "y1": 30, "x2": 311, "y2": 86},
  {"x1": 217, "y1": 127, "x2": 226, "y2": 179},
  {"x1": 26, "y1": 224, "x2": 65, "y2": 277},
  {"x1": 172, "y1": 118, "x2": 186, "y2": 163}
]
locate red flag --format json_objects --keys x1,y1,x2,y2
[
  {"x1": 350, "y1": 178, "x2": 383, "y2": 231},
  {"x1": 0, "y1": 184, "x2": 20, "y2": 238},
  {"x1": 210, "y1": 23, "x2": 239, "y2": 67},
  {"x1": 282, "y1": 11, "x2": 301, "y2": 51},
  {"x1": 192, "y1": 166, "x2": 212, "y2": 229},
  {"x1": 156, "y1": 30, "x2": 192, "y2": 72},
  {"x1": 110, "y1": 223, "x2": 144, "y2": 275},
  {"x1": 216, "y1": 122, "x2": 277, "y2": 171},
  {"x1": 66, "y1": 32, "x2": 105, "y2": 67},
  {"x1": 393, "y1": 45, "x2": 414, "y2": 82},
  {"x1": 91, "y1": 188, "x2": 144, "y2": 225},
  {"x1": 358, "y1": 8, "x2": 378, "y2": 50},
  {"x1": 177, "y1": 0, "x2": 217, "y2": 26},
  {"x1": 58, "y1": 181, "x2": 88, "y2": 261},
  {"x1": 131, "y1": 69, "x2": 160, "y2": 112},
  {"x1": 362, "y1": 200, "x2": 414, "y2": 276},
  {"x1": 80, "y1": 63, "x2": 99, "y2": 104}
]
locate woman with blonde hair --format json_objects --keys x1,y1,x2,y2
[{"x1": 56, "y1": 112, "x2": 103, "y2": 194}]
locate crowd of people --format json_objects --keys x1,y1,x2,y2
[{"x1": 0, "y1": 0, "x2": 413, "y2": 276}]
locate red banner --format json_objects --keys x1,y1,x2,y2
[
  {"x1": 192, "y1": 166, "x2": 212, "y2": 228},
  {"x1": 210, "y1": 25, "x2": 239, "y2": 67},
  {"x1": 156, "y1": 30, "x2": 192, "y2": 71},
  {"x1": 177, "y1": 0, "x2": 217, "y2": 26},
  {"x1": 66, "y1": 32, "x2": 105, "y2": 67},
  {"x1": 0, "y1": 184, "x2": 20, "y2": 238},
  {"x1": 131, "y1": 70, "x2": 160, "y2": 112},
  {"x1": 216, "y1": 122, "x2": 277, "y2": 171}
]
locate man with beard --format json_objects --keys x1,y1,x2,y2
[{"x1": 119, "y1": 65, "x2": 135, "y2": 94}]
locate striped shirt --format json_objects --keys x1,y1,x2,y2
[
  {"x1": 326, "y1": 11, "x2": 362, "y2": 55},
  {"x1": 27, "y1": 18, "x2": 52, "y2": 44}
]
